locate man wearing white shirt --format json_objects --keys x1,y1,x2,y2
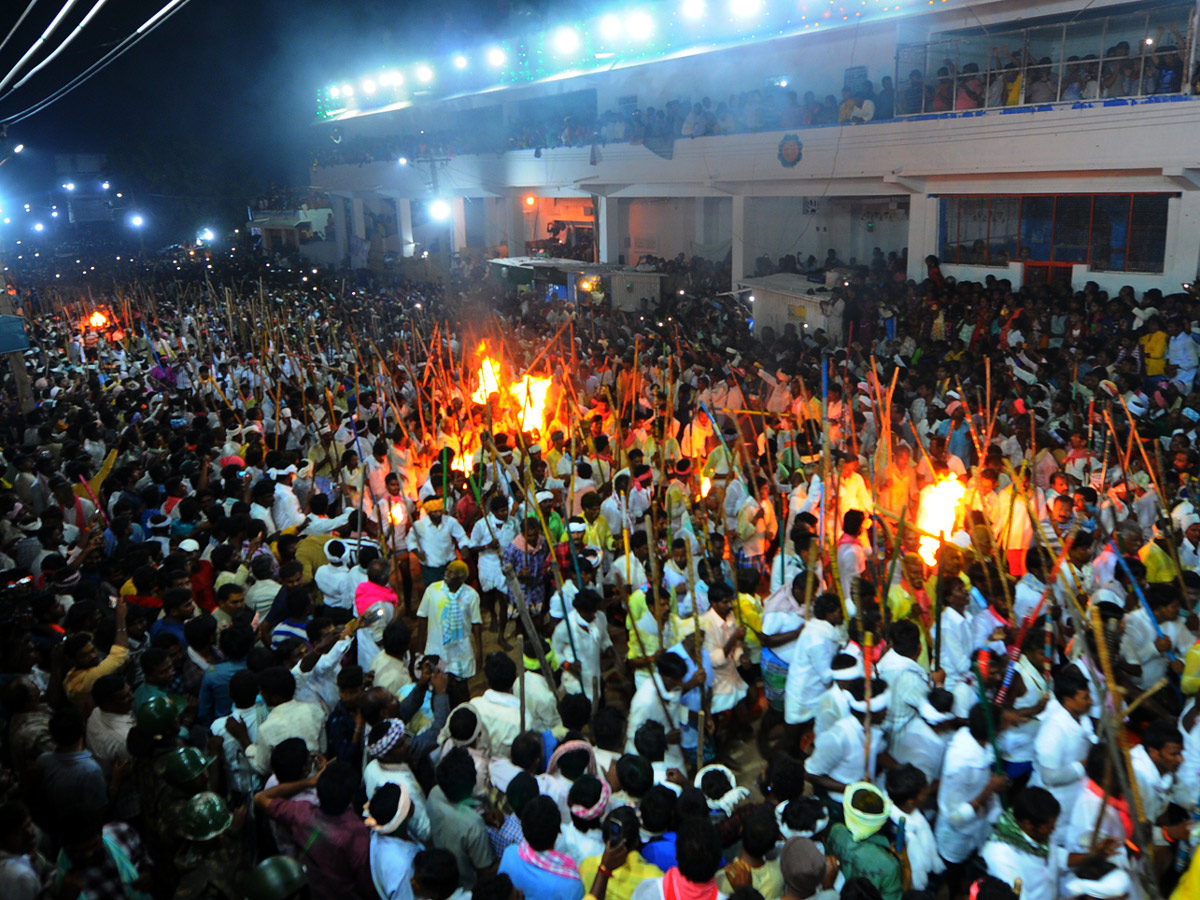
[
  {"x1": 624, "y1": 654, "x2": 698, "y2": 774},
  {"x1": 608, "y1": 531, "x2": 649, "y2": 594},
  {"x1": 551, "y1": 589, "x2": 612, "y2": 702},
  {"x1": 469, "y1": 495, "x2": 519, "y2": 631},
  {"x1": 934, "y1": 707, "x2": 1007, "y2": 869},
  {"x1": 980, "y1": 786, "x2": 1067, "y2": 900},
  {"x1": 1120, "y1": 585, "x2": 1180, "y2": 692},
  {"x1": 805, "y1": 677, "x2": 888, "y2": 808},
  {"x1": 1129, "y1": 721, "x2": 1188, "y2": 847},
  {"x1": 1013, "y1": 551, "x2": 1049, "y2": 624},
  {"x1": 407, "y1": 498, "x2": 469, "y2": 589},
  {"x1": 314, "y1": 540, "x2": 356, "y2": 611},
  {"x1": 469, "y1": 652, "x2": 524, "y2": 759},
  {"x1": 1029, "y1": 667, "x2": 1095, "y2": 844},
  {"x1": 230, "y1": 667, "x2": 326, "y2": 776},
  {"x1": 932, "y1": 580, "x2": 974, "y2": 688},
  {"x1": 784, "y1": 593, "x2": 844, "y2": 731}
]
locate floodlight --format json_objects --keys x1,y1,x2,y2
[
  {"x1": 12, "y1": 144, "x2": 22, "y2": 154},
  {"x1": 453, "y1": 55, "x2": 468, "y2": 70},
  {"x1": 398, "y1": 157, "x2": 408, "y2": 166},
  {"x1": 380, "y1": 70, "x2": 403, "y2": 87},
  {"x1": 330, "y1": 86, "x2": 340, "y2": 98},
  {"x1": 362, "y1": 79, "x2": 377, "y2": 94},
  {"x1": 101, "y1": 181, "x2": 109, "y2": 190},
  {"x1": 429, "y1": 199, "x2": 451, "y2": 221},
  {"x1": 200, "y1": 228, "x2": 215, "y2": 241},
  {"x1": 627, "y1": 12, "x2": 654, "y2": 40},
  {"x1": 63, "y1": 183, "x2": 75, "y2": 191},
  {"x1": 730, "y1": 0, "x2": 761, "y2": 17},
  {"x1": 416, "y1": 65, "x2": 434, "y2": 83},
  {"x1": 131, "y1": 214, "x2": 145, "y2": 227},
  {"x1": 486, "y1": 47, "x2": 506, "y2": 67},
  {"x1": 601, "y1": 15, "x2": 622, "y2": 39},
  {"x1": 554, "y1": 27, "x2": 580, "y2": 54},
  {"x1": 681, "y1": 0, "x2": 704, "y2": 19},
  {"x1": 341, "y1": 83, "x2": 354, "y2": 97},
  {"x1": 33, "y1": 223, "x2": 43, "y2": 231}
]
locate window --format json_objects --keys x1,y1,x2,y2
[{"x1": 938, "y1": 193, "x2": 1173, "y2": 273}]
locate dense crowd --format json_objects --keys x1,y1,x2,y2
[{"x1": 0, "y1": 242, "x2": 1198, "y2": 900}]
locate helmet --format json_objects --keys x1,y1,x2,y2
[
  {"x1": 244, "y1": 856, "x2": 308, "y2": 900},
  {"x1": 164, "y1": 746, "x2": 214, "y2": 785},
  {"x1": 180, "y1": 791, "x2": 232, "y2": 842},
  {"x1": 135, "y1": 695, "x2": 178, "y2": 737}
]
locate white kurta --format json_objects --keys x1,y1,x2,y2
[
  {"x1": 934, "y1": 728, "x2": 1001, "y2": 863},
  {"x1": 784, "y1": 618, "x2": 841, "y2": 726},
  {"x1": 1029, "y1": 699, "x2": 1096, "y2": 843}
]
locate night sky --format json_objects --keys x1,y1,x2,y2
[{"x1": 0, "y1": 0, "x2": 510, "y2": 231}]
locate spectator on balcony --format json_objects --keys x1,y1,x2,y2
[
  {"x1": 837, "y1": 88, "x2": 857, "y2": 123},
  {"x1": 851, "y1": 83, "x2": 876, "y2": 123},
  {"x1": 930, "y1": 66, "x2": 954, "y2": 111},
  {"x1": 1025, "y1": 59, "x2": 1058, "y2": 104},
  {"x1": 1155, "y1": 45, "x2": 1184, "y2": 93},
  {"x1": 1102, "y1": 42, "x2": 1134, "y2": 98},
  {"x1": 875, "y1": 76, "x2": 895, "y2": 120},
  {"x1": 818, "y1": 94, "x2": 838, "y2": 124},
  {"x1": 682, "y1": 103, "x2": 707, "y2": 137},
  {"x1": 955, "y1": 63, "x2": 984, "y2": 109},
  {"x1": 901, "y1": 69, "x2": 930, "y2": 114}
]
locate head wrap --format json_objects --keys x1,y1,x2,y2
[
  {"x1": 1061, "y1": 868, "x2": 1131, "y2": 899},
  {"x1": 535, "y1": 490, "x2": 554, "y2": 504},
  {"x1": 423, "y1": 498, "x2": 445, "y2": 513},
  {"x1": 775, "y1": 801, "x2": 829, "y2": 841},
  {"x1": 367, "y1": 719, "x2": 406, "y2": 760},
  {"x1": 364, "y1": 781, "x2": 413, "y2": 834},
  {"x1": 437, "y1": 703, "x2": 492, "y2": 758},
  {"x1": 843, "y1": 782, "x2": 892, "y2": 842},
  {"x1": 694, "y1": 764, "x2": 751, "y2": 816},
  {"x1": 546, "y1": 740, "x2": 599, "y2": 779},
  {"x1": 569, "y1": 779, "x2": 612, "y2": 821}
]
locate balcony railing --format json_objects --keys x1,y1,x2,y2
[{"x1": 895, "y1": 4, "x2": 1194, "y2": 115}]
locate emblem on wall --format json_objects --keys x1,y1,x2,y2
[{"x1": 778, "y1": 134, "x2": 803, "y2": 168}]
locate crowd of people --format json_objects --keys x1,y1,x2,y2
[{"x1": 0, "y1": 238, "x2": 1198, "y2": 900}]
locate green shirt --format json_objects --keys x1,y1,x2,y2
[{"x1": 826, "y1": 824, "x2": 904, "y2": 900}]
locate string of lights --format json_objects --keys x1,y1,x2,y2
[
  {"x1": 315, "y1": 0, "x2": 965, "y2": 121},
  {"x1": 0, "y1": 0, "x2": 193, "y2": 125}
]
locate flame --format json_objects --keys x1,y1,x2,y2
[
  {"x1": 699, "y1": 476, "x2": 712, "y2": 499},
  {"x1": 916, "y1": 475, "x2": 966, "y2": 567},
  {"x1": 509, "y1": 375, "x2": 551, "y2": 433},
  {"x1": 450, "y1": 455, "x2": 471, "y2": 475},
  {"x1": 86, "y1": 311, "x2": 108, "y2": 328},
  {"x1": 471, "y1": 341, "x2": 502, "y2": 404},
  {"x1": 389, "y1": 504, "x2": 406, "y2": 525}
]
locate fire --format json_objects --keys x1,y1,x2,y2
[
  {"x1": 509, "y1": 375, "x2": 551, "y2": 433},
  {"x1": 450, "y1": 455, "x2": 471, "y2": 475},
  {"x1": 86, "y1": 311, "x2": 109, "y2": 328},
  {"x1": 389, "y1": 504, "x2": 406, "y2": 525},
  {"x1": 699, "y1": 476, "x2": 712, "y2": 500},
  {"x1": 916, "y1": 475, "x2": 966, "y2": 567},
  {"x1": 471, "y1": 341, "x2": 502, "y2": 404},
  {"x1": 469, "y1": 340, "x2": 553, "y2": 435}
]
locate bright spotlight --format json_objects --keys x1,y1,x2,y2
[
  {"x1": 33, "y1": 222, "x2": 43, "y2": 231},
  {"x1": 362, "y1": 79, "x2": 377, "y2": 94},
  {"x1": 397, "y1": 157, "x2": 408, "y2": 166},
  {"x1": 2, "y1": 218, "x2": 8, "y2": 224},
  {"x1": 627, "y1": 11, "x2": 654, "y2": 40},
  {"x1": 63, "y1": 183, "x2": 75, "y2": 191},
  {"x1": 130, "y1": 214, "x2": 145, "y2": 227},
  {"x1": 200, "y1": 228, "x2": 215, "y2": 241},
  {"x1": 429, "y1": 199, "x2": 451, "y2": 221},
  {"x1": 681, "y1": 0, "x2": 705, "y2": 18},
  {"x1": 51, "y1": 211, "x2": 58, "y2": 218},
  {"x1": 600, "y1": 15, "x2": 622, "y2": 39},
  {"x1": 340, "y1": 83, "x2": 354, "y2": 97},
  {"x1": 101, "y1": 181, "x2": 109, "y2": 190},
  {"x1": 524, "y1": 195, "x2": 537, "y2": 206},
  {"x1": 329, "y1": 86, "x2": 340, "y2": 98},
  {"x1": 729, "y1": 0, "x2": 761, "y2": 17},
  {"x1": 486, "y1": 46, "x2": 506, "y2": 67},
  {"x1": 416, "y1": 65, "x2": 434, "y2": 83},
  {"x1": 553, "y1": 27, "x2": 580, "y2": 55},
  {"x1": 453, "y1": 54, "x2": 468, "y2": 70},
  {"x1": 12, "y1": 144, "x2": 23, "y2": 154},
  {"x1": 380, "y1": 70, "x2": 403, "y2": 87}
]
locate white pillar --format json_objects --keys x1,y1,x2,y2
[
  {"x1": 350, "y1": 197, "x2": 366, "y2": 241},
  {"x1": 397, "y1": 198, "x2": 414, "y2": 258},
  {"x1": 905, "y1": 195, "x2": 938, "y2": 281},
  {"x1": 331, "y1": 195, "x2": 350, "y2": 264},
  {"x1": 451, "y1": 197, "x2": 468, "y2": 252},
  {"x1": 596, "y1": 195, "x2": 621, "y2": 263},
  {"x1": 731, "y1": 195, "x2": 746, "y2": 283}
]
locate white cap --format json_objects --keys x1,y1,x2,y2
[{"x1": 179, "y1": 539, "x2": 201, "y2": 552}]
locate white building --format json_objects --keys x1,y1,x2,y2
[{"x1": 310, "y1": 0, "x2": 1200, "y2": 296}]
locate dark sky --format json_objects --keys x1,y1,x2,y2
[{"x1": 0, "y1": 0, "x2": 509, "y2": 205}]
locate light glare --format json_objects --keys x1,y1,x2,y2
[
  {"x1": 486, "y1": 46, "x2": 506, "y2": 67},
  {"x1": 627, "y1": 11, "x2": 654, "y2": 40},
  {"x1": 553, "y1": 27, "x2": 580, "y2": 54},
  {"x1": 429, "y1": 199, "x2": 451, "y2": 221},
  {"x1": 729, "y1": 0, "x2": 761, "y2": 17},
  {"x1": 600, "y1": 15, "x2": 622, "y2": 39},
  {"x1": 453, "y1": 55, "x2": 468, "y2": 70},
  {"x1": 416, "y1": 64, "x2": 434, "y2": 83},
  {"x1": 681, "y1": 0, "x2": 704, "y2": 18},
  {"x1": 33, "y1": 223, "x2": 43, "y2": 231},
  {"x1": 362, "y1": 79, "x2": 377, "y2": 94},
  {"x1": 131, "y1": 214, "x2": 144, "y2": 227}
]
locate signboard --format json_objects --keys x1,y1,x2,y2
[{"x1": 0, "y1": 315, "x2": 29, "y2": 353}]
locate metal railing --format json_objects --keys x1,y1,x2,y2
[{"x1": 896, "y1": 4, "x2": 1195, "y2": 116}]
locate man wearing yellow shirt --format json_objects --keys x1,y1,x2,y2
[
  {"x1": 1139, "y1": 527, "x2": 1180, "y2": 584},
  {"x1": 63, "y1": 597, "x2": 130, "y2": 715},
  {"x1": 578, "y1": 808, "x2": 662, "y2": 900},
  {"x1": 1139, "y1": 315, "x2": 1168, "y2": 378}
]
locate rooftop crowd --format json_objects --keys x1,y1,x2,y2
[{"x1": 0, "y1": 241, "x2": 1197, "y2": 900}]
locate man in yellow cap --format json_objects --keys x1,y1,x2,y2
[
  {"x1": 407, "y1": 496, "x2": 469, "y2": 593},
  {"x1": 416, "y1": 559, "x2": 483, "y2": 679}
]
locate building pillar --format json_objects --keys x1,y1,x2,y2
[
  {"x1": 397, "y1": 198, "x2": 414, "y2": 257},
  {"x1": 331, "y1": 195, "x2": 350, "y2": 264},
  {"x1": 596, "y1": 195, "x2": 621, "y2": 263},
  {"x1": 350, "y1": 197, "x2": 367, "y2": 241},
  {"x1": 451, "y1": 197, "x2": 468, "y2": 253},
  {"x1": 906, "y1": 194, "x2": 938, "y2": 281},
  {"x1": 731, "y1": 195, "x2": 746, "y2": 284}
]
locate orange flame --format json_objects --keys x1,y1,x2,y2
[
  {"x1": 86, "y1": 311, "x2": 108, "y2": 328},
  {"x1": 509, "y1": 375, "x2": 551, "y2": 433},
  {"x1": 471, "y1": 341, "x2": 502, "y2": 404},
  {"x1": 699, "y1": 476, "x2": 712, "y2": 500},
  {"x1": 917, "y1": 475, "x2": 966, "y2": 566},
  {"x1": 450, "y1": 455, "x2": 471, "y2": 475},
  {"x1": 389, "y1": 504, "x2": 406, "y2": 525}
]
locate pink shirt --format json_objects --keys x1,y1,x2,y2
[{"x1": 355, "y1": 579, "x2": 398, "y2": 615}]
